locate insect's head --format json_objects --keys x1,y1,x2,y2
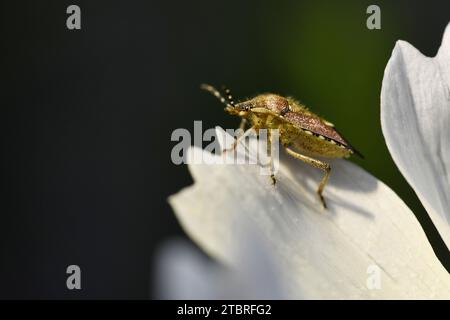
[{"x1": 200, "y1": 83, "x2": 251, "y2": 117}]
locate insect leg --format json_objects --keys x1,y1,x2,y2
[
  {"x1": 223, "y1": 126, "x2": 256, "y2": 154},
  {"x1": 238, "y1": 118, "x2": 248, "y2": 131},
  {"x1": 267, "y1": 129, "x2": 276, "y2": 185},
  {"x1": 284, "y1": 147, "x2": 331, "y2": 209}
]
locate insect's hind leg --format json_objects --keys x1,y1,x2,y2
[{"x1": 284, "y1": 147, "x2": 331, "y2": 209}]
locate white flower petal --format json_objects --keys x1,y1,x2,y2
[
  {"x1": 155, "y1": 239, "x2": 222, "y2": 299},
  {"x1": 168, "y1": 128, "x2": 450, "y2": 299},
  {"x1": 155, "y1": 226, "x2": 288, "y2": 300},
  {"x1": 381, "y1": 23, "x2": 450, "y2": 249}
]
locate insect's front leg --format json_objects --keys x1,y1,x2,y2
[
  {"x1": 223, "y1": 126, "x2": 255, "y2": 154},
  {"x1": 284, "y1": 147, "x2": 331, "y2": 209},
  {"x1": 239, "y1": 118, "x2": 248, "y2": 131}
]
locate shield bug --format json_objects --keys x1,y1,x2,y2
[{"x1": 200, "y1": 84, "x2": 363, "y2": 209}]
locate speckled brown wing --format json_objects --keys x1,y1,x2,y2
[{"x1": 284, "y1": 111, "x2": 363, "y2": 158}]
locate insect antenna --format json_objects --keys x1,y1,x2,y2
[
  {"x1": 220, "y1": 85, "x2": 236, "y2": 107},
  {"x1": 200, "y1": 83, "x2": 235, "y2": 108}
]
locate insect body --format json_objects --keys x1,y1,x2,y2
[{"x1": 200, "y1": 84, "x2": 362, "y2": 209}]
